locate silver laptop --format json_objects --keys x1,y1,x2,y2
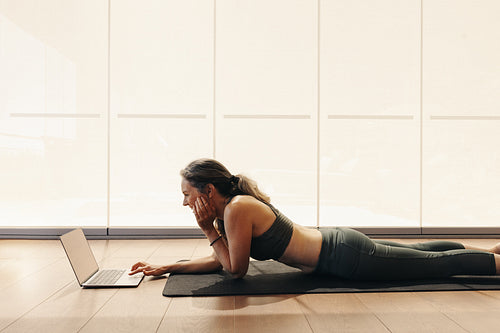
[{"x1": 60, "y1": 228, "x2": 144, "y2": 288}]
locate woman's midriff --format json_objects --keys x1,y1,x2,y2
[{"x1": 278, "y1": 226, "x2": 323, "y2": 273}]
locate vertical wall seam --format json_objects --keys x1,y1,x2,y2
[
  {"x1": 106, "y1": 0, "x2": 111, "y2": 232},
  {"x1": 213, "y1": 0, "x2": 217, "y2": 159},
  {"x1": 316, "y1": 0, "x2": 321, "y2": 229},
  {"x1": 419, "y1": 0, "x2": 424, "y2": 234}
]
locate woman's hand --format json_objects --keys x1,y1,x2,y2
[
  {"x1": 129, "y1": 262, "x2": 169, "y2": 276},
  {"x1": 193, "y1": 196, "x2": 217, "y2": 232}
]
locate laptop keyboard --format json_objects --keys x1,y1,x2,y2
[{"x1": 88, "y1": 269, "x2": 125, "y2": 285}]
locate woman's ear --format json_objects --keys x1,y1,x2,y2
[{"x1": 206, "y1": 184, "x2": 215, "y2": 198}]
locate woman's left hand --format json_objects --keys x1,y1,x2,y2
[{"x1": 193, "y1": 196, "x2": 217, "y2": 232}]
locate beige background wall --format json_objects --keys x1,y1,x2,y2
[{"x1": 0, "y1": 0, "x2": 499, "y2": 230}]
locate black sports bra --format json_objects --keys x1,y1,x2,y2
[
  {"x1": 249, "y1": 203, "x2": 294, "y2": 260},
  {"x1": 216, "y1": 200, "x2": 294, "y2": 261}
]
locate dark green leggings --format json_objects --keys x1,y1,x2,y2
[{"x1": 314, "y1": 228, "x2": 496, "y2": 280}]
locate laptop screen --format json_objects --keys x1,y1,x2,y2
[{"x1": 60, "y1": 229, "x2": 99, "y2": 285}]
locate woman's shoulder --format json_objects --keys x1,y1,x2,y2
[
  {"x1": 227, "y1": 195, "x2": 262, "y2": 209},
  {"x1": 225, "y1": 195, "x2": 273, "y2": 219}
]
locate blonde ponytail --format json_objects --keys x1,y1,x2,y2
[
  {"x1": 233, "y1": 174, "x2": 270, "y2": 204},
  {"x1": 180, "y1": 158, "x2": 270, "y2": 203}
]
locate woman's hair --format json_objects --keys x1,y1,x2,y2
[{"x1": 180, "y1": 158, "x2": 270, "y2": 204}]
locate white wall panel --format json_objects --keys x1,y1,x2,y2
[
  {"x1": 320, "y1": 120, "x2": 420, "y2": 227},
  {"x1": 110, "y1": 0, "x2": 214, "y2": 227},
  {"x1": 216, "y1": 0, "x2": 317, "y2": 117},
  {"x1": 110, "y1": 0, "x2": 213, "y2": 117},
  {"x1": 217, "y1": 119, "x2": 317, "y2": 227},
  {"x1": 0, "y1": 0, "x2": 108, "y2": 227},
  {"x1": 216, "y1": 0, "x2": 318, "y2": 226},
  {"x1": 319, "y1": 0, "x2": 421, "y2": 227},
  {"x1": 423, "y1": 122, "x2": 500, "y2": 227},
  {"x1": 110, "y1": 119, "x2": 212, "y2": 227},
  {"x1": 320, "y1": 0, "x2": 421, "y2": 117},
  {"x1": 422, "y1": 0, "x2": 500, "y2": 227},
  {"x1": 423, "y1": 0, "x2": 500, "y2": 118}
]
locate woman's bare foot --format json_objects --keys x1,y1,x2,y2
[{"x1": 489, "y1": 242, "x2": 500, "y2": 255}]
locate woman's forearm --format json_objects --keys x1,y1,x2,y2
[
  {"x1": 169, "y1": 254, "x2": 223, "y2": 274},
  {"x1": 204, "y1": 228, "x2": 244, "y2": 277}
]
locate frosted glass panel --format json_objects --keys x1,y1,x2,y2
[
  {"x1": 422, "y1": 0, "x2": 500, "y2": 227},
  {"x1": 422, "y1": 122, "x2": 500, "y2": 227},
  {"x1": 217, "y1": 119, "x2": 317, "y2": 227},
  {"x1": 216, "y1": 0, "x2": 317, "y2": 117},
  {"x1": 319, "y1": 1, "x2": 420, "y2": 227},
  {"x1": 216, "y1": 0, "x2": 317, "y2": 226},
  {"x1": 110, "y1": 119, "x2": 212, "y2": 227},
  {"x1": 110, "y1": 0, "x2": 214, "y2": 227},
  {"x1": 0, "y1": 120, "x2": 107, "y2": 227},
  {"x1": 320, "y1": 120, "x2": 420, "y2": 227},
  {"x1": 0, "y1": 0, "x2": 108, "y2": 227},
  {"x1": 110, "y1": 0, "x2": 213, "y2": 116},
  {"x1": 424, "y1": 0, "x2": 500, "y2": 117},
  {"x1": 320, "y1": 0, "x2": 421, "y2": 117}
]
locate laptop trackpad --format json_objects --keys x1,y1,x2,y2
[{"x1": 115, "y1": 271, "x2": 144, "y2": 286}]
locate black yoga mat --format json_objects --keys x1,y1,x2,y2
[{"x1": 163, "y1": 260, "x2": 500, "y2": 297}]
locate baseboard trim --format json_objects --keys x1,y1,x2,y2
[
  {"x1": 0, "y1": 227, "x2": 205, "y2": 239},
  {"x1": 0, "y1": 227, "x2": 107, "y2": 239},
  {"x1": 1, "y1": 227, "x2": 500, "y2": 239}
]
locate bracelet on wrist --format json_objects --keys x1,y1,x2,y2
[{"x1": 210, "y1": 235, "x2": 223, "y2": 246}]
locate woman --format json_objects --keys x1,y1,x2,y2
[{"x1": 130, "y1": 158, "x2": 500, "y2": 280}]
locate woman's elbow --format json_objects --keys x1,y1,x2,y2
[
  {"x1": 231, "y1": 271, "x2": 247, "y2": 279},
  {"x1": 229, "y1": 266, "x2": 248, "y2": 279}
]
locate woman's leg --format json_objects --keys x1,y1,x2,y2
[
  {"x1": 374, "y1": 239, "x2": 465, "y2": 252},
  {"x1": 490, "y1": 243, "x2": 500, "y2": 254},
  {"x1": 466, "y1": 243, "x2": 500, "y2": 254},
  {"x1": 334, "y1": 228, "x2": 497, "y2": 281},
  {"x1": 376, "y1": 239, "x2": 500, "y2": 255}
]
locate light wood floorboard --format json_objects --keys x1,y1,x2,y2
[{"x1": 1, "y1": 237, "x2": 500, "y2": 332}]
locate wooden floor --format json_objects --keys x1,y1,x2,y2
[{"x1": 2, "y1": 237, "x2": 500, "y2": 333}]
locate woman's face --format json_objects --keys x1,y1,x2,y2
[{"x1": 181, "y1": 178, "x2": 202, "y2": 209}]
